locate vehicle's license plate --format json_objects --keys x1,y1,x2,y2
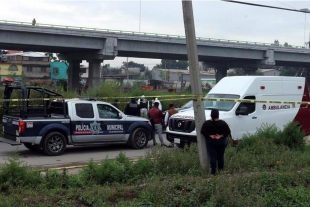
[
  {"x1": 16, "y1": 137, "x2": 20, "y2": 143},
  {"x1": 174, "y1": 138, "x2": 180, "y2": 144}
]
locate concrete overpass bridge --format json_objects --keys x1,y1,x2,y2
[{"x1": 1, "y1": 19, "x2": 310, "y2": 91}]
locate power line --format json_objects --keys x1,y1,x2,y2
[
  {"x1": 221, "y1": 0, "x2": 310, "y2": 13},
  {"x1": 275, "y1": 0, "x2": 296, "y2": 10}
]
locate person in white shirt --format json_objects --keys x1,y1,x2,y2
[
  {"x1": 138, "y1": 95, "x2": 149, "y2": 118},
  {"x1": 154, "y1": 97, "x2": 162, "y2": 111}
]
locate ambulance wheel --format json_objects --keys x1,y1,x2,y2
[
  {"x1": 24, "y1": 143, "x2": 41, "y2": 151},
  {"x1": 130, "y1": 128, "x2": 148, "y2": 149},
  {"x1": 42, "y1": 132, "x2": 67, "y2": 156}
]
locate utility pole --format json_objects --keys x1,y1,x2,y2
[
  {"x1": 139, "y1": 0, "x2": 142, "y2": 32},
  {"x1": 182, "y1": 0, "x2": 209, "y2": 171}
]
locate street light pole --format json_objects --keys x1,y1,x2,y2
[
  {"x1": 182, "y1": 0, "x2": 209, "y2": 171},
  {"x1": 127, "y1": 57, "x2": 129, "y2": 82}
]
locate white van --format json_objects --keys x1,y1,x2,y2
[{"x1": 166, "y1": 76, "x2": 310, "y2": 147}]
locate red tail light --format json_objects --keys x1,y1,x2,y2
[{"x1": 19, "y1": 120, "x2": 25, "y2": 134}]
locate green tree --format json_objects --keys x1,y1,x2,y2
[
  {"x1": 279, "y1": 67, "x2": 300, "y2": 76},
  {"x1": 227, "y1": 68, "x2": 244, "y2": 76},
  {"x1": 144, "y1": 69, "x2": 152, "y2": 79},
  {"x1": 45, "y1": 52, "x2": 57, "y2": 62},
  {"x1": 122, "y1": 61, "x2": 147, "y2": 72},
  {"x1": 154, "y1": 59, "x2": 188, "y2": 70},
  {"x1": 228, "y1": 68, "x2": 263, "y2": 76}
]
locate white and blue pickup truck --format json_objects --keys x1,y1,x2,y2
[{"x1": 0, "y1": 85, "x2": 154, "y2": 156}]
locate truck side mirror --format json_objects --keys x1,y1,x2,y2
[
  {"x1": 119, "y1": 113, "x2": 123, "y2": 119},
  {"x1": 236, "y1": 106, "x2": 248, "y2": 116}
]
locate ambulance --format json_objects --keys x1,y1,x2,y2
[{"x1": 166, "y1": 76, "x2": 310, "y2": 147}]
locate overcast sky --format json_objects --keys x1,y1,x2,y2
[{"x1": 2, "y1": 0, "x2": 310, "y2": 68}]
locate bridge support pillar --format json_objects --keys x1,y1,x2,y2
[
  {"x1": 68, "y1": 60, "x2": 82, "y2": 92},
  {"x1": 87, "y1": 60, "x2": 103, "y2": 88},
  {"x1": 243, "y1": 68, "x2": 257, "y2": 75},
  {"x1": 215, "y1": 67, "x2": 228, "y2": 83}
]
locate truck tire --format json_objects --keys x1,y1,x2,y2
[
  {"x1": 24, "y1": 143, "x2": 40, "y2": 151},
  {"x1": 130, "y1": 128, "x2": 149, "y2": 149},
  {"x1": 176, "y1": 143, "x2": 186, "y2": 148},
  {"x1": 42, "y1": 132, "x2": 67, "y2": 156}
]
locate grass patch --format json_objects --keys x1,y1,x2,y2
[{"x1": 1, "y1": 122, "x2": 310, "y2": 206}]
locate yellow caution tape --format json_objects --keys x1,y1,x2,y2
[
  {"x1": 1, "y1": 96, "x2": 308, "y2": 105},
  {"x1": 199, "y1": 97, "x2": 309, "y2": 105}
]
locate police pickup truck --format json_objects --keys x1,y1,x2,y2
[{"x1": 0, "y1": 85, "x2": 153, "y2": 156}]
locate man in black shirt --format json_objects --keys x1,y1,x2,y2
[
  {"x1": 124, "y1": 98, "x2": 140, "y2": 116},
  {"x1": 112, "y1": 99, "x2": 119, "y2": 109},
  {"x1": 201, "y1": 109, "x2": 231, "y2": 175}
]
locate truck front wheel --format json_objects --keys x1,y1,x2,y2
[
  {"x1": 42, "y1": 132, "x2": 67, "y2": 156},
  {"x1": 130, "y1": 128, "x2": 149, "y2": 149}
]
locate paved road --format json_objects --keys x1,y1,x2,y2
[{"x1": 0, "y1": 135, "x2": 171, "y2": 169}]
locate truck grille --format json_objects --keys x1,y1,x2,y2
[{"x1": 169, "y1": 118, "x2": 195, "y2": 133}]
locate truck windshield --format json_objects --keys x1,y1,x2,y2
[{"x1": 204, "y1": 94, "x2": 239, "y2": 111}]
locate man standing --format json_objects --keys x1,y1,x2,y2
[
  {"x1": 200, "y1": 109, "x2": 231, "y2": 175},
  {"x1": 32, "y1": 18, "x2": 36, "y2": 26},
  {"x1": 148, "y1": 102, "x2": 165, "y2": 146},
  {"x1": 138, "y1": 95, "x2": 149, "y2": 118},
  {"x1": 112, "y1": 99, "x2": 119, "y2": 109},
  {"x1": 124, "y1": 98, "x2": 140, "y2": 116},
  {"x1": 164, "y1": 104, "x2": 178, "y2": 148}
]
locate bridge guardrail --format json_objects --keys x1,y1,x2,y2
[{"x1": 0, "y1": 19, "x2": 307, "y2": 49}]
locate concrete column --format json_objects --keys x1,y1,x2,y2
[
  {"x1": 68, "y1": 60, "x2": 82, "y2": 92},
  {"x1": 215, "y1": 68, "x2": 228, "y2": 83},
  {"x1": 243, "y1": 68, "x2": 257, "y2": 75},
  {"x1": 87, "y1": 60, "x2": 103, "y2": 88}
]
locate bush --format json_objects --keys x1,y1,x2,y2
[
  {"x1": 0, "y1": 156, "x2": 42, "y2": 192},
  {"x1": 274, "y1": 121, "x2": 306, "y2": 150},
  {"x1": 237, "y1": 122, "x2": 305, "y2": 151}
]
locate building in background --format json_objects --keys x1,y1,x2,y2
[
  {"x1": 50, "y1": 62, "x2": 69, "y2": 81},
  {"x1": 0, "y1": 63, "x2": 22, "y2": 81},
  {"x1": 151, "y1": 68, "x2": 215, "y2": 90},
  {"x1": 5, "y1": 52, "x2": 50, "y2": 82}
]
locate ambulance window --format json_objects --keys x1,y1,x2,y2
[
  {"x1": 76, "y1": 103, "x2": 94, "y2": 118},
  {"x1": 237, "y1": 96, "x2": 256, "y2": 114},
  {"x1": 97, "y1": 104, "x2": 119, "y2": 119}
]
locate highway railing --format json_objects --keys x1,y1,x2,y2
[{"x1": 0, "y1": 19, "x2": 307, "y2": 49}]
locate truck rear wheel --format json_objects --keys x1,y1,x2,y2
[
  {"x1": 130, "y1": 128, "x2": 148, "y2": 149},
  {"x1": 42, "y1": 132, "x2": 67, "y2": 156}
]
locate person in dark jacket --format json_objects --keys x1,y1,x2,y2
[
  {"x1": 112, "y1": 99, "x2": 119, "y2": 109},
  {"x1": 124, "y1": 98, "x2": 140, "y2": 116},
  {"x1": 201, "y1": 109, "x2": 231, "y2": 175}
]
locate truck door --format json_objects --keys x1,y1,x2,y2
[
  {"x1": 70, "y1": 103, "x2": 97, "y2": 143},
  {"x1": 234, "y1": 96, "x2": 259, "y2": 139},
  {"x1": 95, "y1": 104, "x2": 125, "y2": 141}
]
